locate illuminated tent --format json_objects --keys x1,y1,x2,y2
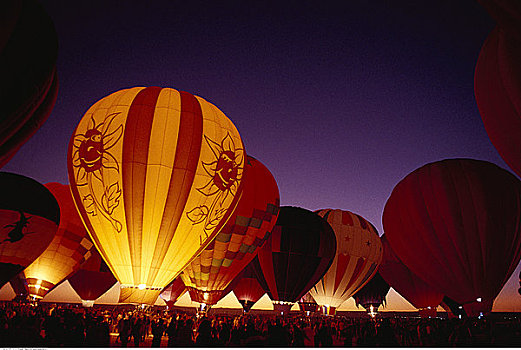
[
  {"x1": 379, "y1": 234, "x2": 443, "y2": 318},
  {"x1": 251, "y1": 206, "x2": 337, "y2": 313},
  {"x1": 353, "y1": 272, "x2": 390, "y2": 315},
  {"x1": 474, "y1": 25, "x2": 521, "y2": 178},
  {"x1": 67, "y1": 87, "x2": 245, "y2": 304},
  {"x1": 0, "y1": 172, "x2": 59, "y2": 288},
  {"x1": 182, "y1": 155, "x2": 279, "y2": 305},
  {"x1": 68, "y1": 246, "x2": 117, "y2": 307},
  {"x1": 20, "y1": 183, "x2": 93, "y2": 300},
  {"x1": 0, "y1": 0, "x2": 59, "y2": 168},
  {"x1": 383, "y1": 159, "x2": 521, "y2": 316},
  {"x1": 160, "y1": 277, "x2": 187, "y2": 308},
  {"x1": 309, "y1": 209, "x2": 382, "y2": 315}
]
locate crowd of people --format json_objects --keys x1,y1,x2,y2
[{"x1": 0, "y1": 301, "x2": 520, "y2": 347}]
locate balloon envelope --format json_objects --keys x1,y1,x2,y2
[
  {"x1": 160, "y1": 277, "x2": 187, "y2": 308},
  {"x1": 353, "y1": 272, "x2": 390, "y2": 312},
  {"x1": 182, "y1": 155, "x2": 279, "y2": 304},
  {"x1": 383, "y1": 158, "x2": 521, "y2": 315},
  {"x1": 0, "y1": 172, "x2": 59, "y2": 288},
  {"x1": 309, "y1": 209, "x2": 382, "y2": 309},
  {"x1": 251, "y1": 206, "x2": 336, "y2": 306},
  {"x1": 67, "y1": 87, "x2": 245, "y2": 304}
]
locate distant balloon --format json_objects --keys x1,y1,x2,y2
[
  {"x1": 225, "y1": 261, "x2": 266, "y2": 312},
  {"x1": 475, "y1": 26, "x2": 521, "y2": 178},
  {"x1": 379, "y1": 235, "x2": 443, "y2": 318},
  {"x1": 309, "y1": 209, "x2": 383, "y2": 315},
  {"x1": 68, "y1": 246, "x2": 117, "y2": 306},
  {"x1": 160, "y1": 277, "x2": 187, "y2": 309},
  {"x1": 21, "y1": 183, "x2": 93, "y2": 300},
  {"x1": 67, "y1": 87, "x2": 245, "y2": 304},
  {"x1": 383, "y1": 159, "x2": 521, "y2": 316},
  {"x1": 298, "y1": 292, "x2": 318, "y2": 313},
  {"x1": 182, "y1": 156, "x2": 279, "y2": 305},
  {"x1": 353, "y1": 272, "x2": 390, "y2": 314},
  {"x1": 0, "y1": 0, "x2": 59, "y2": 168},
  {"x1": 0, "y1": 172, "x2": 59, "y2": 288},
  {"x1": 251, "y1": 206, "x2": 336, "y2": 312}
]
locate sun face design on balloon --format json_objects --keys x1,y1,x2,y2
[
  {"x1": 71, "y1": 112, "x2": 123, "y2": 232},
  {"x1": 187, "y1": 132, "x2": 244, "y2": 242}
]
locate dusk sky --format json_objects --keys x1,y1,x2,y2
[{"x1": 3, "y1": 0, "x2": 521, "y2": 311}]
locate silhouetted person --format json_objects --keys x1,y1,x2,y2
[{"x1": 151, "y1": 318, "x2": 165, "y2": 347}]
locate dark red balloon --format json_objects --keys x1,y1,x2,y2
[
  {"x1": 474, "y1": 26, "x2": 521, "y2": 178},
  {"x1": 383, "y1": 159, "x2": 521, "y2": 315},
  {"x1": 250, "y1": 206, "x2": 336, "y2": 312},
  {"x1": 379, "y1": 234, "x2": 443, "y2": 315},
  {"x1": 353, "y1": 272, "x2": 390, "y2": 313},
  {"x1": 160, "y1": 277, "x2": 187, "y2": 308},
  {"x1": 0, "y1": 0, "x2": 59, "y2": 168},
  {"x1": 477, "y1": 0, "x2": 521, "y2": 40},
  {"x1": 226, "y1": 262, "x2": 265, "y2": 312}
]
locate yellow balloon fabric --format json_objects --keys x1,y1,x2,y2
[
  {"x1": 309, "y1": 209, "x2": 383, "y2": 309},
  {"x1": 67, "y1": 87, "x2": 244, "y2": 304}
]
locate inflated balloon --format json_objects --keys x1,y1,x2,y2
[
  {"x1": 160, "y1": 277, "x2": 187, "y2": 309},
  {"x1": 225, "y1": 261, "x2": 266, "y2": 312},
  {"x1": 251, "y1": 206, "x2": 336, "y2": 312},
  {"x1": 477, "y1": 0, "x2": 521, "y2": 40},
  {"x1": 383, "y1": 159, "x2": 521, "y2": 316},
  {"x1": 67, "y1": 87, "x2": 245, "y2": 304},
  {"x1": 68, "y1": 246, "x2": 117, "y2": 307},
  {"x1": 475, "y1": 26, "x2": 521, "y2": 178},
  {"x1": 379, "y1": 235, "x2": 443, "y2": 318},
  {"x1": 309, "y1": 209, "x2": 382, "y2": 314},
  {"x1": 21, "y1": 183, "x2": 93, "y2": 300},
  {"x1": 0, "y1": 172, "x2": 59, "y2": 288},
  {"x1": 0, "y1": 0, "x2": 59, "y2": 168},
  {"x1": 353, "y1": 272, "x2": 390, "y2": 314},
  {"x1": 182, "y1": 155, "x2": 279, "y2": 305}
]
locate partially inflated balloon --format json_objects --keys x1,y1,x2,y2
[
  {"x1": 353, "y1": 272, "x2": 390, "y2": 314},
  {"x1": 309, "y1": 209, "x2": 382, "y2": 314},
  {"x1": 383, "y1": 159, "x2": 521, "y2": 316},
  {"x1": 225, "y1": 261, "x2": 265, "y2": 312},
  {"x1": 0, "y1": 0, "x2": 59, "y2": 168},
  {"x1": 0, "y1": 172, "x2": 59, "y2": 288},
  {"x1": 21, "y1": 183, "x2": 93, "y2": 300},
  {"x1": 379, "y1": 235, "x2": 443, "y2": 318},
  {"x1": 182, "y1": 156, "x2": 279, "y2": 305},
  {"x1": 67, "y1": 87, "x2": 245, "y2": 304},
  {"x1": 251, "y1": 206, "x2": 336, "y2": 312},
  {"x1": 160, "y1": 277, "x2": 187, "y2": 309}
]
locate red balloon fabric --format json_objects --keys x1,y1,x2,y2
[
  {"x1": 353, "y1": 272, "x2": 390, "y2": 312},
  {"x1": 477, "y1": 0, "x2": 521, "y2": 40},
  {"x1": 159, "y1": 277, "x2": 187, "y2": 308},
  {"x1": 251, "y1": 206, "x2": 336, "y2": 306},
  {"x1": 229, "y1": 263, "x2": 265, "y2": 312},
  {"x1": 0, "y1": 0, "x2": 59, "y2": 168},
  {"x1": 383, "y1": 159, "x2": 521, "y2": 314},
  {"x1": 475, "y1": 26, "x2": 521, "y2": 178},
  {"x1": 379, "y1": 234, "x2": 444, "y2": 312}
]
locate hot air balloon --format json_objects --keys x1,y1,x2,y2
[
  {"x1": 181, "y1": 155, "x2": 279, "y2": 306},
  {"x1": 224, "y1": 261, "x2": 266, "y2": 313},
  {"x1": 298, "y1": 292, "x2": 318, "y2": 313},
  {"x1": 19, "y1": 183, "x2": 94, "y2": 300},
  {"x1": 477, "y1": 0, "x2": 521, "y2": 40},
  {"x1": 474, "y1": 26, "x2": 521, "y2": 178},
  {"x1": 309, "y1": 209, "x2": 383, "y2": 316},
  {"x1": 353, "y1": 272, "x2": 390, "y2": 317},
  {"x1": 68, "y1": 246, "x2": 117, "y2": 307},
  {"x1": 251, "y1": 206, "x2": 336, "y2": 313},
  {"x1": 379, "y1": 235, "x2": 443, "y2": 318},
  {"x1": 160, "y1": 277, "x2": 187, "y2": 309},
  {"x1": 0, "y1": 0, "x2": 59, "y2": 168},
  {"x1": 383, "y1": 159, "x2": 521, "y2": 316},
  {"x1": 67, "y1": 87, "x2": 245, "y2": 304},
  {"x1": 0, "y1": 172, "x2": 59, "y2": 288}
]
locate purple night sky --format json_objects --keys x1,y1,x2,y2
[{"x1": 4, "y1": 0, "x2": 520, "y2": 310}]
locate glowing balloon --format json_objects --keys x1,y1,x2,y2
[
  {"x1": 224, "y1": 261, "x2": 266, "y2": 312},
  {"x1": 309, "y1": 209, "x2": 382, "y2": 314},
  {"x1": 353, "y1": 272, "x2": 390, "y2": 314},
  {"x1": 0, "y1": 0, "x2": 58, "y2": 168},
  {"x1": 383, "y1": 159, "x2": 521, "y2": 316},
  {"x1": 67, "y1": 87, "x2": 245, "y2": 304},
  {"x1": 0, "y1": 172, "x2": 59, "y2": 288},
  {"x1": 182, "y1": 155, "x2": 279, "y2": 305}
]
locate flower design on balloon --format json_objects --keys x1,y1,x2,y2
[
  {"x1": 187, "y1": 133, "x2": 244, "y2": 241},
  {"x1": 71, "y1": 112, "x2": 123, "y2": 232}
]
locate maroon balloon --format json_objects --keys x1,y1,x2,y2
[
  {"x1": 477, "y1": 0, "x2": 521, "y2": 40},
  {"x1": 250, "y1": 206, "x2": 336, "y2": 312},
  {"x1": 474, "y1": 25, "x2": 521, "y2": 178},
  {"x1": 379, "y1": 234, "x2": 443, "y2": 317},
  {"x1": 353, "y1": 272, "x2": 390, "y2": 313},
  {"x1": 0, "y1": 0, "x2": 59, "y2": 168},
  {"x1": 226, "y1": 263, "x2": 265, "y2": 312},
  {"x1": 68, "y1": 248, "x2": 116, "y2": 302},
  {"x1": 160, "y1": 277, "x2": 187, "y2": 308},
  {"x1": 383, "y1": 159, "x2": 521, "y2": 316}
]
